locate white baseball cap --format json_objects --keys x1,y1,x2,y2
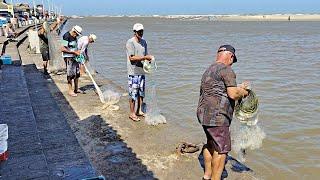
[
  {"x1": 89, "y1": 34, "x2": 97, "y2": 42},
  {"x1": 133, "y1": 23, "x2": 144, "y2": 31},
  {"x1": 72, "y1": 25, "x2": 82, "y2": 35}
]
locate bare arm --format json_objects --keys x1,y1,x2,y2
[
  {"x1": 61, "y1": 46, "x2": 80, "y2": 56},
  {"x1": 128, "y1": 55, "x2": 153, "y2": 62},
  {"x1": 227, "y1": 86, "x2": 248, "y2": 100},
  {"x1": 126, "y1": 40, "x2": 153, "y2": 62},
  {"x1": 38, "y1": 27, "x2": 44, "y2": 35},
  {"x1": 50, "y1": 22, "x2": 59, "y2": 31}
]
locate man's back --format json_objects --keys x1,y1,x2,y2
[
  {"x1": 197, "y1": 62, "x2": 237, "y2": 127},
  {"x1": 78, "y1": 36, "x2": 89, "y2": 52}
]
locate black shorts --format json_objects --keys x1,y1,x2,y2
[
  {"x1": 203, "y1": 126, "x2": 231, "y2": 154},
  {"x1": 65, "y1": 57, "x2": 80, "y2": 80},
  {"x1": 40, "y1": 48, "x2": 49, "y2": 61}
]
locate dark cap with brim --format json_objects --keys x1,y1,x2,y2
[{"x1": 218, "y1": 44, "x2": 237, "y2": 63}]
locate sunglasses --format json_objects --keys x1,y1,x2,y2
[
  {"x1": 218, "y1": 49, "x2": 236, "y2": 62},
  {"x1": 136, "y1": 30, "x2": 143, "y2": 35},
  {"x1": 217, "y1": 49, "x2": 232, "y2": 54}
]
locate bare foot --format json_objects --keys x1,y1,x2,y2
[
  {"x1": 136, "y1": 111, "x2": 145, "y2": 117},
  {"x1": 68, "y1": 92, "x2": 77, "y2": 97},
  {"x1": 129, "y1": 114, "x2": 140, "y2": 122}
]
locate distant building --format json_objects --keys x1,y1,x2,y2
[
  {"x1": 0, "y1": 1, "x2": 14, "y2": 16},
  {"x1": 14, "y1": 3, "x2": 31, "y2": 17}
]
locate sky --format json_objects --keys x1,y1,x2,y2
[{"x1": 14, "y1": 0, "x2": 320, "y2": 16}]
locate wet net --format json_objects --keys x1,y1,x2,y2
[
  {"x1": 48, "y1": 31, "x2": 65, "y2": 73},
  {"x1": 27, "y1": 29, "x2": 40, "y2": 54},
  {"x1": 231, "y1": 88, "x2": 265, "y2": 162},
  {"x1": 48, "y1": 20, "x2": 69, "y2": 73},
  {"x1": 231, "y1": 118, "x2": 265, "y2": 162},
  {"x1": 144, "y1": 72, "x2": 167, "y2": 126}
]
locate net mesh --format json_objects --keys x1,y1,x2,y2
[{"x1": 144, "y1": 74, "x2": 167, "y2": 126}]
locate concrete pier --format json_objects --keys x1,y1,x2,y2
[
  {"x1": 0, "y1": 21, "x2": 257, "y2": 180},
  {"x1": 0, "y1": 24, "x2": 97, "y2": 179}
]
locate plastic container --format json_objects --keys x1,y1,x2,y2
[
  {"x1": 1, "y1": 55, "x2": 12, "y2": 65},
  {"x1": 0, "y1": 124, "x2": 8, "y2": 155}
]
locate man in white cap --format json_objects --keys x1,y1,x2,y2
[
  {"x1": 126, "y1": 23, "x2": 154, "y2": 121},
  {"x1": 61, "y1": 25, "x2": 82, "y2": 97},
  {"x1": 77, "y1": 34, "x2": 97, "y2": 75}
]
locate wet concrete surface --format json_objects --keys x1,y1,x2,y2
[
  {"x1": 0, "y1": 24, "x2": 259, "y2": 179},
  {"x1": 0, "y1": 26, "x2": 97, "y2": 179}
]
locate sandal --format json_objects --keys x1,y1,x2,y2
[
  {"x1": 69, "y1": 93, "x2": 78, "y2": 97},
  {"x1": 129, "y1": 116, "x2": 140, "y2": 122},
  {"x1": 74, "y1": 90, "x2": 85, "y2": 94},
  {"x1": 136, "y1": 112, "x2": 146, "y2": 117}
]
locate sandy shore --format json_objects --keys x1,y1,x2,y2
[{"x1": 162, "y1": 14, "x2": 320, "y2": 21}]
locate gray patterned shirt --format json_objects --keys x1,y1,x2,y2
[{"x1": 197, "y1": 62, "x2": 237, "y2": 126}]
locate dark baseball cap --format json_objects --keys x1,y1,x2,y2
[{"x1": 217, "y1": 45, "x2": 237, "y2": 63}]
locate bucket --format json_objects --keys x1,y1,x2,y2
[
  {"x1": 0, "y1": 124, "x2": 9, "y2": 162},
  {"x1": 1, "y1": 55, "x2": 12, "y2": 65},
  {"x1": 0, "y1": 124, "x2": 8, "y2": 155}
]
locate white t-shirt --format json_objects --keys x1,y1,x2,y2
[{"x1": 77, "y1": 36, "x2": 89, "y2": 58}]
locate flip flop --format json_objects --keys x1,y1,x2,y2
[
  {"x1": 69, "y1": 93, "x2": 78, "y2": 97},
  {"x1": 129, "y1": 116, "x2": 140, "y2": 122},
  {"x1": 136, "y1": 112, "x2": 146, "y2": 117},
  {"x1": 74, "y1": 90, "x2": 86, "y2": 94}
]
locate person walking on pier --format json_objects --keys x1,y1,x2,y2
[
  {"x1": 197, "y1": 45, "x2": 249, "y2": 180},
  {"x1": 38, "y1": 21, "x2": 50, "y2": 75},
  {"x1": 126, "y1": 23, "x2": 154, "y2": 121},
  {"x1": 61, "y1": 25, "x2": 82, "y2": 97},
  {"x1": 4, "y1": 23, "x2": 17, "y2": 39},
  {"x1": 77, "y1": 34, "x2": 97, "y2": 76}
]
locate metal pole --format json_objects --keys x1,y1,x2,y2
[
  {"x1": 51, "y1": 2, "x2": 54, "y2": 18},
  {"x1": 33, "y1": 0, "x2": 38, "y2": 30},
  {"x1": 42, "y1": 0, "x2": 45, "y2": 19},
  {"x1": 46, "y1": 0, "x2": 50, "y2": 18}
]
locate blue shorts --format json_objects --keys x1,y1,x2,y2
[{"x1": 128, "y1": 75, "x2": 145, "y2": 101}]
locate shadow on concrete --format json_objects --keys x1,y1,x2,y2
[{"x1": 45, "y1": 69, "x2": 156, "y2": 179}]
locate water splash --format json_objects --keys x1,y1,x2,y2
[{"x1": 231, "y1": 116, "x2": 266, "y2": 162}]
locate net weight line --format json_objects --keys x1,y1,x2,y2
[{"x1": 83, "y1": 64, "x2": 105, "y2": 104}]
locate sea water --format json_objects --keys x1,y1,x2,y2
[{"x1": 63, "y1": 17, "x2": 320, "y2": 179}]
